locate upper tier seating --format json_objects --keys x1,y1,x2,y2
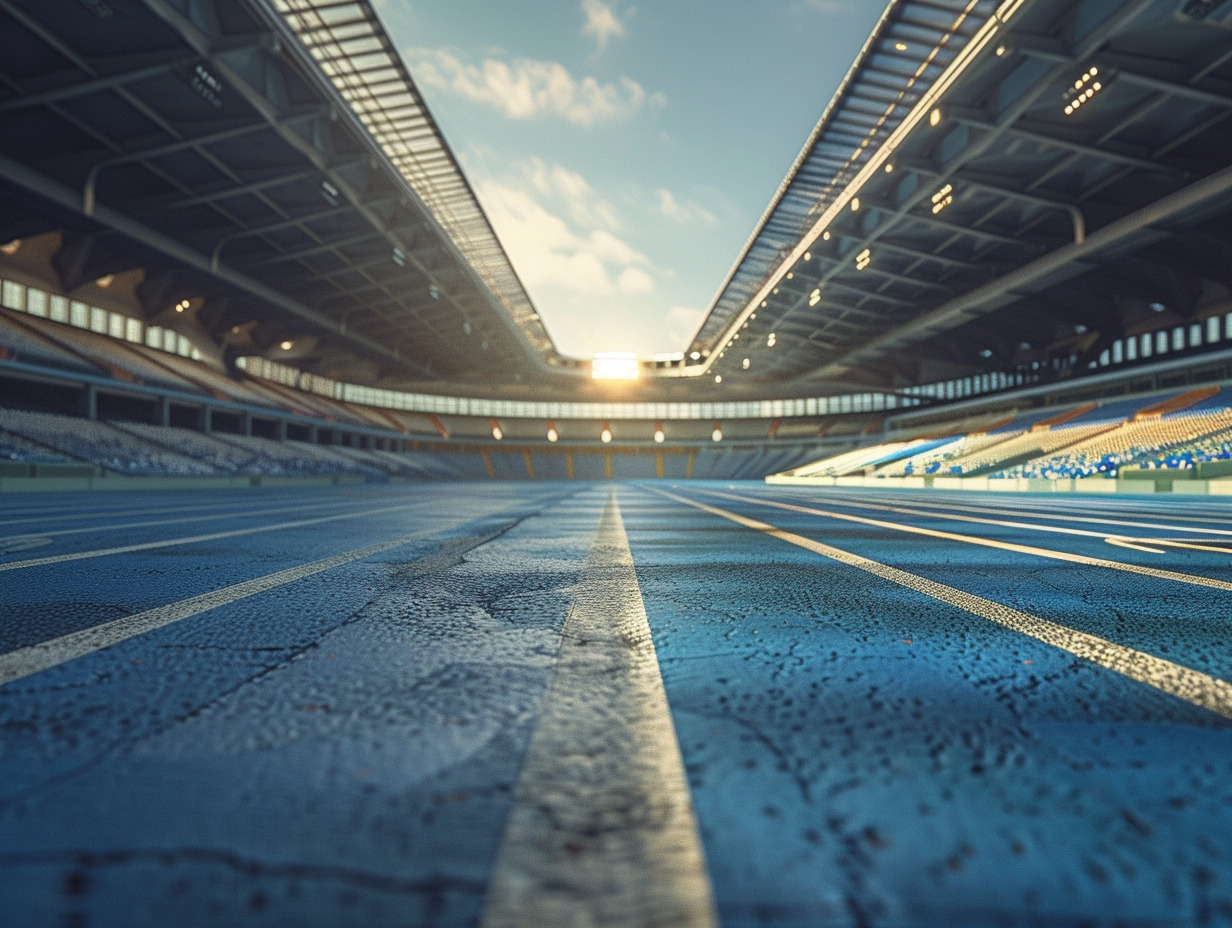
[
  {"x1": 0, "y1": 312, "x2": 102, "y2": 374},
  {"x1": 15, "y1": 314, "x2": 204, "y2": 393}
]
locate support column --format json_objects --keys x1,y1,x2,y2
[
  {"x1": 276, "y1": 419, "x2": 288, "y2": 441},
  {"x1": 200, "y1": 406, "x2": 213, "y2": 433},
  {"x1": 81, "y1": 383, "x2": 98, "y2": 421},
  {"x1": 242, "y1": 411, "x2": 253, "y2": 437},
  {"x1": 159, "y1": 395, "x2": 171, "y2": 427}
]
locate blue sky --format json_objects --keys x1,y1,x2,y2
[{"x1": 372, "y1": 0, "x2": 886, "y2": 359}]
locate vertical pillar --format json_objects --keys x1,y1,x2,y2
[
  {"x1": 159, "y1": 396, "x2": 171, "y2": 427},
  {"x1": 242, "y1": 411, "x2": 253, "y2": 437},
  {"x1": 81, "y1": 383, "x2": 98, "y2": 421},
  {"x1": 200, "y1": 405, "x2": 212, "y2": 433},
  {"x1": 276, "y1": 419, "x2": 288, "y2": 441},
  {"x1": 308, "y1": 424, "x2": 319, "y2": 443}
]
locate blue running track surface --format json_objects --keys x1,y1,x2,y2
[{"x1": 1, "y1": 481, "x2": 1230, "y2": 927}]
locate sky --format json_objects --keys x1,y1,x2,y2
[{"x1": 371, "y1": 0, "x2": 887, "y2": 359}]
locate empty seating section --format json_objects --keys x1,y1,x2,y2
[
  {"x1": 0, "y1": 312, "x2": 102, "y2": 374},
  {"x1": 877, "y1": 433, "x2": 1004, "y2": 476},
  {"x1": 110, "y1": 421, "x2": 276, "y2": 474},
  {"x1": 129, "y1": 346, "x2": 273, "y2": 406},
  {"x1": 942, "y1": 424, "x2": 1113, "y2": 475},
  {"x1": 1138, "y1": 425, "x2": 1232, "y2": 470},
  {"x1": 784, "y1": 387, "x2": 1232, "y2": 480},
  {"x1": 1006, "y1": 408, "x2": 1232, "y2": 478},
  {"x1": 0, "y1": 408, "x2": 216, "y2": 475},
  {"x1": 16, "y1": 314, "x2": 203, "y2": 392},
  {"x1": 0, "y1": 429, "x2": 70, "y2": 464}
]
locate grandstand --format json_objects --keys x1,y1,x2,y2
[{"x1": 3, "y1": 0, "x2": 1232, "y2": 926}]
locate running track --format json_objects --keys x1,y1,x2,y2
[{"x1": 2, "y1": 482, "x2": 1230, "y2": 927}]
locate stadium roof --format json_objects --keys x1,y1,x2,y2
[
  {"x1": 689, "y1": 0, "x2": 1232, "y2": 396},
  {"x1": 2, "y1": 0, "x2": 1231, "y2": 404},
  {"x1": 271, "y1": 0, "x2": 554, "y2": 360},
  {"x1": 0, "y1": 0, "x2": 562, "y2": 389}
]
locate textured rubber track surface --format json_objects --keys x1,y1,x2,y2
[{"x1": 1, "y1": 481, "x2": 1230, "y2": 927}]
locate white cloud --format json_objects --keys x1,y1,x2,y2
[
  {"x1": 581, "y1": 0, "x2": 625, "y2": 50},
  {"x1": 408, "y1": 48, "x2": 653, "y2": 127},
  {"x1": 618, "y1": 266, "x2": 654, "y2": 294},
  {"x1": 474, "y1": 160, "x2": 653, "y2": 300},
  {"x1": 526, "y1": 157, "x2": 620, "y2": 231},
  {"x1": 654, "y1": 188, "x2": 716, "y2": 225}
]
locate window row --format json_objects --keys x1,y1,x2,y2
[{"x1": 1, "y1": 278, "x2": 202, "y2": 361}]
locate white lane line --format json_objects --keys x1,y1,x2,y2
[
  {"x1": 696, "y1": 488, "x2": 1232, "y2": 592},
  {"x1": 788, "y1": 495, "x2": 1232, "y2": 548},
  {"x1": 656, "y1": 489, "x2": 1232, "y2": 721},
  {"x1": 821, "y1": 491, "x2": 1232, "y2": 535},
  {"x1": 0, "y1": 495, "x2": 370, "y2": 541},
  {"x1": 0, "y1": 499, "x2": 434, "y2": 572},
  {"x1": 0, "y1": 526, "x2": 441, "y2": 686},
  {"x1": 482, "y1": 490, "x2": 717, "y2": 928},
  {"x1": 0, "y1": 497, "x2": 318, "y2": 525}
]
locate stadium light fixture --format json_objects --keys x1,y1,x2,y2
[
  {"x1": 894, "y1": 42, "x2": 908, "y2": 51},
  {"x1": 428, "y1": 284, "x2": 440, "y2": 300},
  {"x1": 279, "y1": 339, "x2": 294, "y2": 350},
  {"x1": 803, "y1": 251, "x2": 811, "y2": 261},
  {"x1": 490, "y1": 419, "x2": 503, "y2": 441},
  {"x1": 600, "y1": 423, "x2": 612, "y2": 443},
  {"x1": 546, "y1": 422, "x2": 559, "y2": 442},
  {"x1": 855, "y1": 248, "x2": 872, "y2": 271},
  {"x1": 929, "y1": 108, "x2": 942, "y2": 126},
  {"x1": 995, "y1": 44, "x2": 1007, "y2": 56},
  {"x1": 1064, "y1": 67, "x2": 1102, "y2": 115},
  {"x1": 742, "y1": 358, "x2": 750, "y2": 369},
  {"x1": 851, "y1": 197, "x2": 860, "y2": 212},
  {"x1": 979, "y1": 348, "x2": 993, "y2": 358},
  {"x1": 0, "y1": 239, "x2": 20, "y2": 255},
  {"x1": 653, "y1": 422, "x2": 665, "y2": 443},
  {"x1": 591, "y1": 352, "x2": 639, "y2": 380},
  {"x1": 689, "y1": 351, "x2": 701, "y2": 360},
  {"x1": 822, "y1": 231, "x2": 831, "y2": 241},
  {"x1": 711, "y1": 422, "x2": 723, "y2": 442},
  {"x1": 767, "y1": 333, "x2": 776, "y2": 347},
  {"x1": 931, "y1": 184, "x2": 954, "y2": 214},
  {"x1": 1150, "y1": 302, "x2": 1166, "y2": 313},
  {"x1": 885, "y1": 163, "x2": 894, "y2": 173},
  {"x1": 95, "y1": 274, "x2": 115, "y2": 289},
  {"x1": 809, "y1": 288, "x2": 821, "y2": 307},
  {"x1": 714, "y1": 375, "x2": 722, "y2": 384},
  {"x1": 174, "y1": 299, "x2": 190, "y2": 313}
]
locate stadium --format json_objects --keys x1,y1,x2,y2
[{"x1": 1, "y1": 0, "x2": 1231, "y2": 924}]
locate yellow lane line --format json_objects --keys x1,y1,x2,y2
[
  {"x1": 694, "y1": 488, "x2": 1232, "y2": 592},
  {"x1": 482, "y1": 490, "x2": 717, "y2": 928},
  {"x1": 654, "y1": 489, "x2": 1232, "y2": 721}
]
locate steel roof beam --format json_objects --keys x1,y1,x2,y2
[
  {"x1": 951, "y1": 110, "x2": 1176, "y2": 174},
  {"x1": 0, "y1": 54, "x2": 200, "y2": 113}
]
